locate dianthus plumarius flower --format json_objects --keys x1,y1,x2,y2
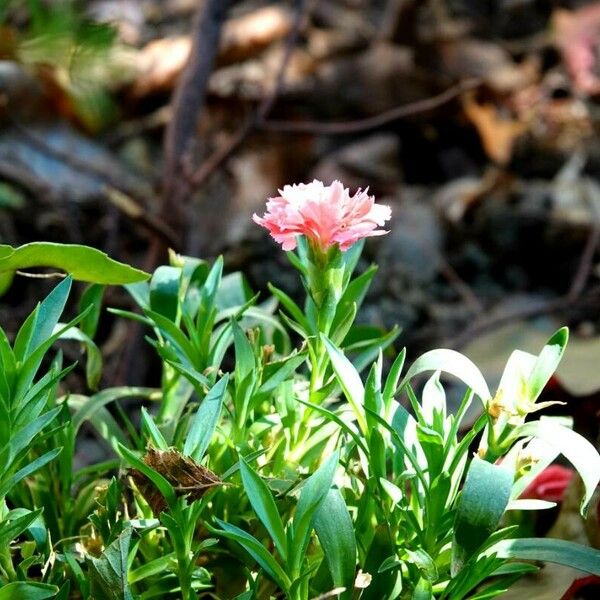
[{"x1": 253, "y1": 180, "x2": 392, "y2": 251}]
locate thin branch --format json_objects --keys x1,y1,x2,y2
[
  {"x1": 104, "y1": 186, "x2": 179, "y2": 249},
  {"x1": 163, "y1": 0, "x2": 237, "y2": 182},
  {"x1": 187, "y1": 0, "x2": 313, "y2": 190},
  {"x1": 187, "y1": 77, "x2": 478, "y2": 190},
  {"x1": 261, "y1": 78, "x2": 480, "y2": 135},
  {"x1": 161, "y1": 0, "x2": 238, "y2": 231}
]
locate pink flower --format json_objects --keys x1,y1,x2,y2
[
  {"x1": 521, "y1": 465, "x2": 574, "y2": 503},
  {"x1": 253, "y1": 180, "x2": 391, "y2": 251}
]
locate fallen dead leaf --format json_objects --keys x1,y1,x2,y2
[
  {"x1": 463, "y1": 94, "x2": 527, "y2": 165},
  {"x1": 129, "y1": 6, "x2": 292, "y2": 98},
  {"x1": 129, "y1": 447, "x2": 222, "y2": 515}
]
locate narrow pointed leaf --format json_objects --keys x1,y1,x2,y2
[
  {"x1": 313, "y1": 488, "x2": 356, "y2": 599},
  {"x1": 183, "y1": 374, "x2": 228, "y2": 461},
  {"x1": 239, "y1": 458, "x2": 287, "y2": 561}
]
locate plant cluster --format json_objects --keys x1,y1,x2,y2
[
  {"x1": 0, "y1": 182, "x2": 599, "y2": 600},
  {"x1": 1, "y1": 0, "x2": 123, "y2": 130}
]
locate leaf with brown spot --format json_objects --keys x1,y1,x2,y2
[{"x1": 129, "y1": 448, "x2": 222, "y2": 515}]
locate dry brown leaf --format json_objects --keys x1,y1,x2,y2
[
  {"x1": 463, "y1": 95, "x2": 527, "y2": 165},
  {"x1": 129, "y1": 448, "x2": 222, "y2": 515},
  {"x1": 130, "y1": 6, "x2": 292, "y2": 98},
  {"x1": 219, "y1": 6, "x2": 292, "y2": 65}
]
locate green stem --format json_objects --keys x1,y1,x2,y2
[
  {"x1": 288, "y1": 586, "x2": 305, "y2": 600},
  {"x1": 0, "y1": 545, "x2": 16, "y2": 582},
  {"x1": 308, "y1": 339, "x2": 326, "y2": 402}
]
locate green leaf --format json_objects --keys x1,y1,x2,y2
[
  {"x1": 489, "y1": 538, "x2": 600, "y2": 575},
  {"x1": 79, "y1": 283, "x2": 105, "y2": 338},
  {"x1": 406, "y1": 549, "x2": 437, "y2": 583},
  {"x1": 143, "y1": 309, "x2": 197, "y2": 367},
  {"x1": 67, "y1": 397, "x2": 129, "y2": 451},
  {"x1": 361, "y1": 525, "x2": 403, "y2": 600},
  {"x1": 322, "y1": 336, "x2": 367, "y2": 432},
  {"x1": 0, "y1": 582, "x2": 59, "y2": 600},
  {"x1": 1, "y1": 406, "x2": 61, "y2": 466},
  {"x1": 383, "y1": 348, "x2": 406, "y2": 412},
  {"x1": 401, "y1": 349, "x2": 491, "y2": 402},
  {"x1": 0, "y1": 447, "x2": 62, "y2": 499},
  {"x1": 0, "y1": 242, "x2": 148, "y2": 285},
  {"x1": 295, "y1": 399, "x2": 368, "y2": 455},
  {"x1": 232, "y1": 321, "x2": 254, "y2": 385},
  {"x1": 140, "y1": 408, "x2": 169, "y2": 451},
  {"x1": 412, "y1": 577, "x2": 433, "y2": 600},
  {"x1": 239, "y1": 458, "x2": 287, "y2": 561},
  {"x1": 71, "y1": 387, "x2": 155, "y2": 435},
  {"x1": 149, "y1": 266, "x2": 181, "y2": 322},
  {"x1": 313, "y1": 488, "x2": 356, "y2": 599},
  {"x1": 0, "y1": 509, "x2": 42, "y2": 548},
  {"x1": 88, "y1": 527, "x2": 135, "y2": 600},
  {"x1": 268, "y1": 284, "x2": 310, "y2": 333},
  {"x1": 514, "y1": 418, "x2": 600, "y2": 514},
  {"x1": 256, "y1": 353, "x2": 305, "y2": 398},
  {"x1": 291, "y1": 451, "x2": 339, "y2": 574},
  {"x1": 421, "y1": 371, "x2": 446, "y2": 430},
  {"x1": 183, "y1": 375, "x2": 228, "y2": 461},
  {"x1": 527, "y1": 327, "x2": 568, "y2": 401},
  {"x1": 14, "y1": 276, "x2": 71, "y2": 362},
  {"x1": 214, "y1": 519, "x2": 291, "y2": 591},
  {"x1": 14, "y1": 309, "x2": 93, "y2": 399},
  {"x1": 53, "y1": 324, "x2": 102, "y2": 390},
  {"x1": 166, "y1": 360, "x2": 210, "y2": 391},
  {"x1": 452, "y1": 457, "x2": 514, "y2": 575},
  {"x1": 128, "y1": 552, "x2": 176, "y2": 584}
]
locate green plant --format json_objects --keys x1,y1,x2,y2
[
  {"x1": 0, "y1": 181, "x2": 599, "y2": 599},
  {"x1": 1, "y1": 0, "x2": 125, "y2": 130}
]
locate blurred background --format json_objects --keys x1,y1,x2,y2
[{"x1": 1, "y1": 0, "x2": 600, "y2": 444}]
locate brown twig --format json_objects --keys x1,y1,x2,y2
[
  {"x1": 104, "y1": 186, "x2": 179, "y2": 249},
  {"x1": 261, "y1": 78, "x2": 480, "y2": 135},
  {"x1": 186, "y1": 0, "x2": 313, "y2": 191},
  {"x1": 161, "y1": 0, "x2": 239, "y2": 233}
]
